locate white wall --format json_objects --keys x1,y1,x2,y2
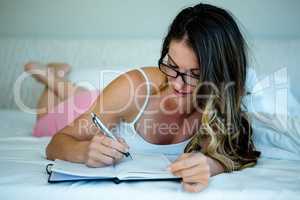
[{"x1": 0, "y1": 0, "x2": 299, "y2": 39}]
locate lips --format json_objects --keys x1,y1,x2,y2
[{"x1": 173, "y1": 88, "x2": 192, "y2": 96}]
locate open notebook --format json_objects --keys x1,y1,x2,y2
[{"x1": 47, "y1": 153, "x2": 181, "y2": 183}]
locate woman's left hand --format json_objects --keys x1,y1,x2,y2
[{"x1": 168, "y1": 152, "x2": 211, "y2": 192}]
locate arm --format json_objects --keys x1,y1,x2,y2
[
  {"x1": 46, "y1": 68, "x2": 150, "y2": 165},
  {"x1": 206, "y1": 155, "x2": 225, "y2": 176},
  {"x1": 46, "y1": 132, "x2": 89, "y2": 163},
  {"x1": 46, "y1": 130, "x2": 130, "y2": 167}
]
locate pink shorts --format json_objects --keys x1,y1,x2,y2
[{"x1": 32, "y1": 90, "x2": 100, "y2": 137}]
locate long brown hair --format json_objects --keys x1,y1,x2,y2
[{"x1": 159, "y1": 3, "x2": 260, "y2": 171}]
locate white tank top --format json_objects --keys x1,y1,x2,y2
[{"x1": 113, "y1": 68, "x2": 192, "y2": 156}]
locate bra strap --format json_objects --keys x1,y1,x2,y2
[{"x1": 131, "y1": 68, "x2": 151, "y2": 125}]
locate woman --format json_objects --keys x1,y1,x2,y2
[{"x1": 25, "y1": 3, "x2": 260, "y2": 192}]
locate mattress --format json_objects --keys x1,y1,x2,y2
[{"x1": 0, "y1": 110, "x2": 299, "y2": 200}]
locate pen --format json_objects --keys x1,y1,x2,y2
[{"x1": 91, "y1": 112, "x2": 132, "y2": 160}]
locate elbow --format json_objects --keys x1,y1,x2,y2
[
  {"x1": 45, "y1": 133, "x2": 60, "y2": 161},
  {"x1": 46, "y1": 138, "x2": 55, "y2": 161}
]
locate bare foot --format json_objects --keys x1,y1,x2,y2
[
  {"x1": 46, "y1": 62, "x2": 71, "y2": 77},
  {"x1": 24, "y1": 61, "x2": 71, "y2": 84}
]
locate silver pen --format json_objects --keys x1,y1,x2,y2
[{"x1": 91, "y1": 112, "x2": 132, "y2": 159}]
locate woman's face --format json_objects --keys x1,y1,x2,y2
[{"x1": 166, "y1": 39, "x2": 200, "y2": 113}]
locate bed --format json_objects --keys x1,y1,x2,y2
[
  {"x1": 0, "y1": 109, "x2": 299, "y2": 200},
  {"x1": 0, "y1": 35, "x2": 300, "y2": 199}
]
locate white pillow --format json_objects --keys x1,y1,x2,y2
[
  {"x1": 251, "y1": 112, "x2": 300, "y2": 160},
  {"x1": 244, "y1": 68, "x2": 300, "y2": 160},
  {"x1": 244, "y1": 68, "x2": 300, "y2": 116}
]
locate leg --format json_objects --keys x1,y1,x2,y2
[
  {"x1": 36, "y1": 84, "x2": 88, "y2": 120},
  {"x1": 24, "y1": 62, "x2": 89, "y2": 120},
  {"x1": 41, "y1": 74, "x2": 88, "y2": 101},
  {"x1": 24, "y1": 61, "x2": 88, "y2": 101},
  {"x1": 36, "y1": 88, "x2": 61, "y2": 120}
]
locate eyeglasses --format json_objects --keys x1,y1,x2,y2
[{"x1": 158, "y1": 55, "x2": 200, "y2": 87}]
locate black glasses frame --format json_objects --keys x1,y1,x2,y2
[{"x1": 158, "y1": 60, "x2": 200, "y2": 87}]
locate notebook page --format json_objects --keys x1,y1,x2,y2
[
  {"x1": 52, "y1": 159, "x2": 116, "y2": 178},
  {"x1": 50, "y1": 171, "x2": 113, "y2": 182},
  {"x1": 115, "y1": 153, "x2": 171, "y2": 174}
]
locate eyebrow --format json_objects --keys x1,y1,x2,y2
[
  {"x1": 167, "y1": 54, "x2": 179, "y2": 67},
  {"x1": 167, "y1": 54, "x2": 199, "y2": 70}
]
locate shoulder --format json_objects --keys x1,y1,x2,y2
[
  {"x1": 109, "y1": 66, "x2": 166, "y2": 122},
  {"x1": 92, "y1": 66, "x2": 164, "y2": 112},
  {"x1": 110, "y1": 66, "x2": 166, "y2": 94},
  {"x1": 109, "y1": 66, "x2": 161, "y2": 81},
  {"x1": 135, "y1": 66, "x2": 167, "y2": 94}
]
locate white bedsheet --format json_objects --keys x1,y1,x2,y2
[{"x1": 0, "y1": 110, "x2": 299, "y2": 200}]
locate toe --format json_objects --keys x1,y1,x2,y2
[
  {"x1": 47, "y1": 62, "x2": 71, "y2": 76},
  {"x1": 24, "y1": 61, "x2": 44, "y2": 72}
]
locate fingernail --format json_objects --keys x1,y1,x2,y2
[{"x1": 167, "y1": 166, "x2": 171, "y2": 171}]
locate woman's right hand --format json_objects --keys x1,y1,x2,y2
[{"x1": 85, "y1": 134, "x2": 130, "y2": 168}]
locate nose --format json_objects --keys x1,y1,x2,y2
[{"x1": 171, "y1": 75, "x2": 185, "y2": 91}]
